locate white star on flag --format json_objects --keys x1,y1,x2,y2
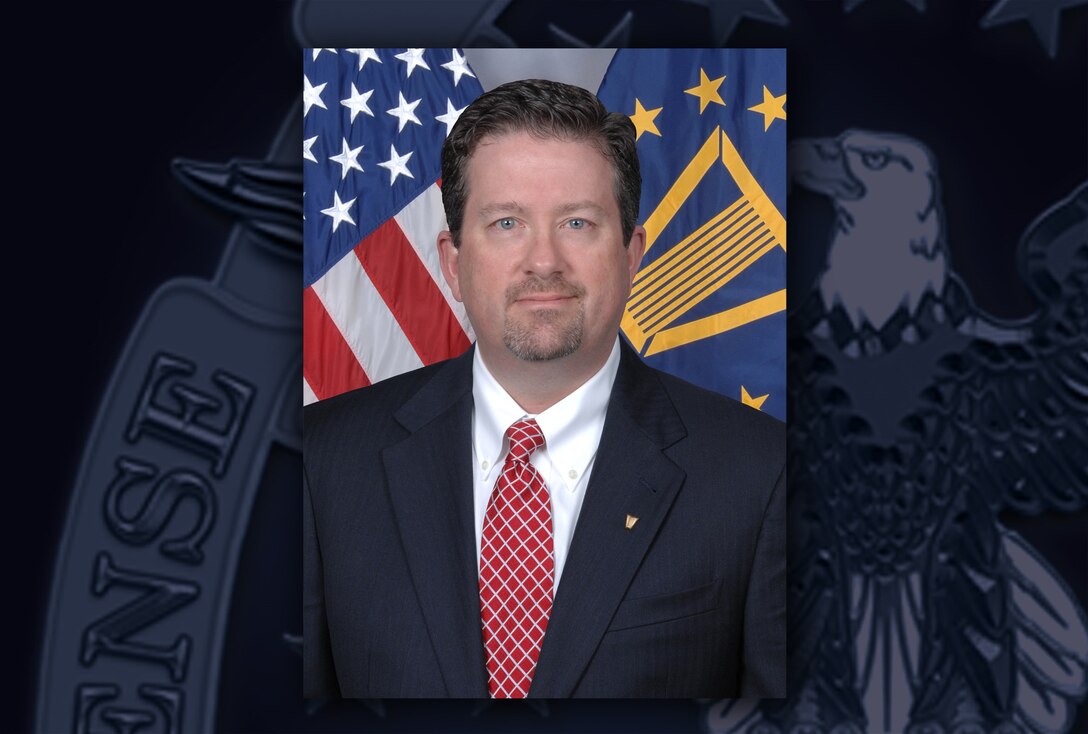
[
  {"x1": 386, "y1": 92, "x2": 422, "y2": 132},
  {"x1": 441, "y1": 49, "x2": 476, "y2": 86},
  {"x1": 321, "y1": 191, "x2": 357, "y2": 232},
  {"x1": 303, "y1": 135, "x2": 319, "y2": 163},
  {"x1": 303, "y1": 75, "x2": 328, "y2": 117},
  {"x1": 329, "y1": 138, "x2": 364, "y2": 179},
  {"x1": 435, "y1": 98, "x2": 467, "y2": 137},
  {"x1": 345, "y1": 48, "x2": 381, "y2": 71},
  {"x1": 394, "y1": 48, "x2": 431, "y2": 78},
  {"x1": 378, "y1": 144, "x2": 414, "y2": 185},
  {"x1": 311, "y1": 48, "x2": 338, "y2": 61},
  {"x1": 341, "y1": 84, "x2": 375, "y2": 123}
]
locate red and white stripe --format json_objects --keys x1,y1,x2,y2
[{"x1": 303, "y1": 181, "x2": 474, "y2": 404}]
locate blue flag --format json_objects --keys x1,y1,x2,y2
[{"x1": 597, "y1": 49, "x2": 787, "y2": 420}]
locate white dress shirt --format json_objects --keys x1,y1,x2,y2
[{"x1": 471, "y1": 338, "x2": 620, "y2": 593}]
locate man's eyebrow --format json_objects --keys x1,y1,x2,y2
[
  {"x1": 476, "y1": 202, "x2": 525, "y2": 218},
  {"x1": 554, "y1": 201, "x2": 607, "y2": 216}
]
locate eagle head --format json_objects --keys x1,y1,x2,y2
[{"x1": 790, "y1": 130, "x2": 949, "y2": 332}]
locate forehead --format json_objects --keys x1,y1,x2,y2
[{"x1": 464, "y1": 131, "x2": 617, "y2": 208}]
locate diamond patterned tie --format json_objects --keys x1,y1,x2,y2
[{"x1": 479, "y1": 418, "x2": 554, "y2": 698}]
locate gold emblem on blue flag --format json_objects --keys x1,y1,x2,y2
[
  {"x1": 597, "y1": 50, "x2": 786, "y2": 420},
  {"x1": 622, "y1": 125, "x2": 786, "y2": 356}
]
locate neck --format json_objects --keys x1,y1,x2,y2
[{"x1": 478, "y1": 343, "x2": 614, "y2": 414}]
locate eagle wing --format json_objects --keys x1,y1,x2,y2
[{"x1": 926, "y1": 183, "x2": 1088, "y2": 515}]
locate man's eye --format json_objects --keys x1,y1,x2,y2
[
  {"x1": 496, "y1": 218, "x2": 516, "y2": 230},
  {"x1": 568, "y1": 219, "x2": 587, "y2": 229}
]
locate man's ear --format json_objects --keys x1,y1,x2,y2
[
  {"x1": 437, "y1": 230, "x2": 463, "y2": 302},
  {"x1": 626, "y1": 225, "x2": 647, "y2": 284}
]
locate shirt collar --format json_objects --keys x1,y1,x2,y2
[{"x1": 471, "y1": 338, "x2": 621, "y2": 484}]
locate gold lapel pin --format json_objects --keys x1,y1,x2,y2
[{"x1": 625, "y1": 514, "x2": 639, "y2": 530}]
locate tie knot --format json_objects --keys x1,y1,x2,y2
[{"x1": 505, "y1": 419, "x2": 544, "y2": 463}]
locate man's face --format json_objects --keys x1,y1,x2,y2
[{"x1": 438, "y1": 131, "x2": 645, "y2": 371}]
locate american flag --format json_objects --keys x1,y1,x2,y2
[{"x1": 302, "y1": 48, "x2": 482, "y2": 404}]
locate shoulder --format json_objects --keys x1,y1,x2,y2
[
  {"x1": 646, "y1": 364, "x2": 785, "y2": 449},
  {"x1": 304, "y1": 349, "x2": 471, "y2": 456},
  {"x1": 306, "y1": 360, "x2": 445, "y2": 433},
  {"x1": 627, "y1": 360, "x2": 785, "y2": 520},
  {"x1": 611, "y1": 341, "x2": 784, "y2": 469}
]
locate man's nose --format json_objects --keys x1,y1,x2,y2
[{"x1": 523, "y1": 227, "x2": 566, "y2": 276}]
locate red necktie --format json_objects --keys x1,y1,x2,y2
[{"x1": 479, "y1": 418, "x2": 554, "y2": 698}]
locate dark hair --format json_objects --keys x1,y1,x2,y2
[{"x1": 440, "y1": 78, "x2": 641, "y2": 247}]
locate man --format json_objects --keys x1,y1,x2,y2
[{"x1": 304, "y1": 79, "x2": 785, "y2": 698}]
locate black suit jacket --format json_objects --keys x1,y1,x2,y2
[{"x1": 303, "y1": 342, "x2": 785, "y2": 698}]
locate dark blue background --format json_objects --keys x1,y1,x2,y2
[{"x1": 15, "y1": 1, "x2": 1085, "y2": 732}]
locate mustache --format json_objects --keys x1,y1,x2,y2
[{"x1": 505, "y1": 275, "x2": 585, "y2": 304}]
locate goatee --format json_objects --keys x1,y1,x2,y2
[{"x1": 503, "y1": 275, "x2": 586, "y2": 361}]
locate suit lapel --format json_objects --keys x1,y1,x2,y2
[
  {"x1": 382, "y1": 349, "x2": 489, "y2": 697},
  {"x1": 529, "y1": 343, "x2": 688, "y2": 697}
]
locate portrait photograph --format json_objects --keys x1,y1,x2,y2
[{"x1": 301, "y1": 47, "x2": 786, "y2": 699}]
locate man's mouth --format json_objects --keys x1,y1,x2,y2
[
  {"x1": 516, "y1": 293, "x2": 575, "y2": 303},
  {"x1": 507, "y1": 277, "x2": 584, "y2": 306}
]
